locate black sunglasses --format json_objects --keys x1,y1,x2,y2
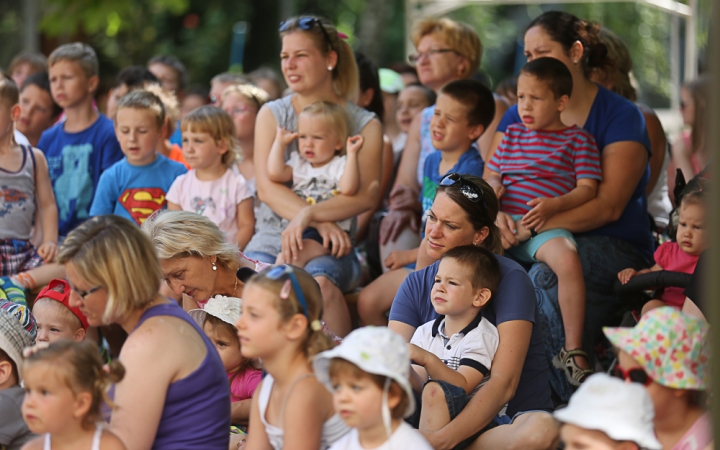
[
  {"x1": 439, "y1": 173, "x2": 486, "y2": 206},
  {"x1": 279, "y1": 17, "x2": 333, "y2": 51}
]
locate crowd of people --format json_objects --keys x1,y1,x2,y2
[{"x1": 0, "y1": 8, "x2": 711, "y2": 450}]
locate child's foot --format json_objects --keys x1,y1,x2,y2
[
  {"x1": 0, "y1": 276, "x2": 28, "y2": 306},
  {"x1": 552, "y1": 347, "x2": 593, "y2": 387}
]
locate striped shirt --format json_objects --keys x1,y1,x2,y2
[{"x1": 487, "y1": 124, "x2": 602, "y2": 215}]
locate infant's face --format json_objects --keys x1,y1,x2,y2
[{"x1": 33, "y1": 300, "x2": 83, "y2": 344}]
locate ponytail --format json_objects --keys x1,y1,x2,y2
[{"x1": 334, "y1": 39, "x2": 359, "y2": 101}]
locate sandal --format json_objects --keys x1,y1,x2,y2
[{"x1": 552, "y1": 347, "x2": 593, "y2": 387}]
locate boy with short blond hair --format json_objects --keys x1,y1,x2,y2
[
  {"x1": 32, "y1": 279, "x2": 88, "y2": 343},
  {"x1": 38, "y1": 42, "x2": 123, "y2": 237}
]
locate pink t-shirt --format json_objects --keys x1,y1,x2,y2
[
  {"x1": 166, "y1": 168, "x2": 253, "y2": 242},
  {"x1": 654, "y1": 241, "x2": 700, "y2": 308},
  {"x1": 229, "y1": 368, "x2": 262, "y2": 402},
  {"x1": 672, "y1": 412, "x2": 711, "y2": 450}
]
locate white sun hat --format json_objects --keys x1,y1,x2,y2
[
  {"x1": 188, "y1": 295, "x2": 241, "y2": 328},
  {"x1": 554, "y1": 373, "x2": 661, "y2": 450},
  {"x1": 313, "y1": 326, "x2": 415, "y2": 418}
]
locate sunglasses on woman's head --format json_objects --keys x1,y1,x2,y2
[
  {"x1": 279, "y1": 17, "x2": 333, "y2": 50},
  {"x1": 439, "y1": 173, "x2": 486, "y2": 205},
  {"x1": 264, "y1": 265, "x2": 310, "y2": 318},
  {"x1": 613, "y1": 365, "x2": 652, "y2": 386}
]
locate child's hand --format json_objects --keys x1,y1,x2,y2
[
  {"x1": 37, "y1": 241, "x2": 58, "y2": 263},
  {"x1": 521, "y1": 197, "x2": 561, "y2": 231},
  {"x1": 346, "y1": 135, "x2": 364, "y2": 154},
  {"x1": 617, "y1": 268, "x2": 638, "y2": 284},
  {"x1": 409, "y1": 343, "x2": 429, "y2": 366},
  {"x1": 274, "y1": 126, "x2": 298, "y2": 147},
  {"x1": 384, "y1": 249, "x2": 416, "y2": 270}
]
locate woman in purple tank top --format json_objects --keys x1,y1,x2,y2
[{"x1": 57, "y1": 215, "x2": 231, "y2": 450}]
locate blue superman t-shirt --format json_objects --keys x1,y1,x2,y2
[{"x1": 38, "y1": 115, "x2": 123, "y2": 236}]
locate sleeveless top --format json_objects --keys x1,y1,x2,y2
[
  {"x1": 245, "y1": 96, "x2": 376, "y2": 256},
  {"x1": 44, "y1": 424, "x2": 102, "y2": 450},
  {"x1": 132, "y1": 302, "x2": 230, "y2": 449},
  {"x1": 257, "y1": 374, "x2": 349, "y2": 450},
  {"x1": 0, "y1": 145, "x2": 36, "y2": 240}
]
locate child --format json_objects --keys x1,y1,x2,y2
[
  {"x1": 21, "y1": 340, "x2": 126, "y2": 450},
  {"x1": 8, "y1": 52, "x2": 47, "y2": 90},
  {"x1": 188, "y1": 295, "x2": 261, "y2": 423},
  {"x1": 17, "y1": 72, "x2": 62, "y2": 147},
  {"x1": 485, "y1": 57, "x2": 602, "y2": 385},
  {"x1": 89, "y1": 90, "x2": 187, "y2": 225},
  {"x1": 0, "y1": 77, "x2": 59, "y2": 278},
  {"x1": 0, "y1": 301, "x2": 36, "y2": 450},
  {"x1": 555, "y1": 373, "x2": 662, "y2": 450},
  {"x1": 32, "y1": 279, "x2": 88, "y2": 343},
  {"x1": 38, "y1": 42, "x2": 124, "y2": 238},
  {"x1": 394, "y1": 84, "x2": 435, "y2": 164},
  {"x1": 142, "y1": 83, "x2": 189, "y2": 168},
  {"x1": 408, "y1": 245, "x2": 500, "y2": 436},
  {"x1": 618, "y1": 183, "x2": 707, "y2": 313},
  {"x1": 314, "y1": 326, "x2": 432, "y2": 450},
  {"x1": 104, "y1": 66, "x2": 159, "y2": 120},
  {"x1": 267, "y1": 101, "x2": 364, "y2": 267},
  {"x1": 236, "y1": 265, "x2": 349, "y2": 450}
]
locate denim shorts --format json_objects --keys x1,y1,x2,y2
[{"x1": 244, "y1": 250, "x2": 361, "y2": 293}]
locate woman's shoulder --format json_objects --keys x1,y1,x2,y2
[
  {"x1": 100, "y1": 429, "x2": 128, "y2": 450},
  {"x1": 265, "y1": 96, "x2": 295, "y2": 128},
  {"x1": 345, "y1": 101, "x2": 377, "y2": 133}
]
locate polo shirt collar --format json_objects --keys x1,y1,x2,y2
[{"x1": 431, "y1": 312, "x2": 483, "y2": 338}]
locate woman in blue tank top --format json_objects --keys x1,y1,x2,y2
[{"x1": 57, "y1": 215, "x2": 230, "y2": 450}]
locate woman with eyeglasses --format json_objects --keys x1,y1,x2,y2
[
  {"x1": 604, "y1": 307, "x2": 711, "y2": 450},
  {"x1": 487, "y1": 11, "x2": 654, "y2": 403},
  {"x1": 57, "y1": 215, "x2": 231, "y2": 450},
  {"x1": 378, "y1": 18, "x2": 507, "y2": 271},
  {"x1": 389, "y1": 173, "x2": 558, "y2": 450},
  {"x1": 243, "y1": 15, "x2": 383, "y2": 338}
]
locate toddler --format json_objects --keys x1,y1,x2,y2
[
  {"x1": 267, "y1": 101, "x2": 364, "y2": 267},
  {"x1": 0, "y1": 301, "x2": 36, "y2": 450},
  {"x1": 618, "y1": 183, "x2": 707, "y2": 313},
  {"x1": 21, "y1": 340, "x2": 126, "y2": 449},
  {"x1": 189, "y1": 295, "x2": 261, "y2": 423},
  {"x1": 409, "y1": 245, "x2": 500, "y2": 437},
  {"x1": 90, "y1": 90, "x2": 187, "y2": 225},
  {"x1": 32, "y1": 279, "x2": 88, "y2": 343},
  {"x1": 166, "y1": 105, "x2": 254, "y2": 249},
  {"x1": 236, "y1": 265, "x2": 348, "y2": 450},
  {"x1": 485, "y1": 57, "x2": 602, "y2": 385},
  {"x1": 314, "y1": 326, "x2": 432, "y2": 450}
]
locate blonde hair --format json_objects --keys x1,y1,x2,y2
[
  {"x1": 411, "y1": 18, "x2": 482, "y2": 80},
  {"x1": 48, "y1": 43, "x2": 99, "y2": 78},
  {"x1": 115, "y1": 89, "x2": 166, "y2": 128},
  {"x1": 181, "y1": 105, "x2": 240, "y2": 167},
  {"x1": 141, "y1": 210, "x2": 241, "y2": 271},
  {"x1": 246, "y1": 267, "x2": 333, "y2": 358},
  {"x1": 33, "y1": 298, "x2": 83, "y2": 331},
  {"x1": 298, "y1": 101, "x2": 350, "y2": 155},
  {"x1": 279, "y1": 16, "x2": 359, "y2": 101},
  {"x1": 56, "y1": 215, "x2": 162, "y2": 324},
  {"x1": 0, "y1": 76, "x2": 19, "y2": 108},
  {"x1": 221, "y1": 83, "x2": 270, "y2": 109},
  {"x1": 143, "y1": 83, "x2": 181, "y2": 135},
  {"x1": 24, "y1": 340, "x2": 125, "y2": 429}
]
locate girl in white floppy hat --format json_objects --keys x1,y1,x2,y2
[{"x1": 314, "y1": 326, "x2": 432, "y2": 450}]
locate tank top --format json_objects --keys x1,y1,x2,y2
[
  {"x1": 0, "y1": 145, "x2": 36, "y2": 240},
  {"x1": 257, "y1": 374, "x2": 349, "y2": 450},
  {"x1": 132, "y1": 302, "x2": 230, "y2": 449},
  {"x1": 245, "y1": 96, "x2": 376, "y2": 256},
  {"x1": 43, "y1": 424, "x2": 103, "y2": 450}
]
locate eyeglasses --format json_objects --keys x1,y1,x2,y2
[
  {"x1": 69, "y1": 283, "x2": 102, "y2": 299},
  {"x1": 439, "y1": 173, "x2": 485, "y2": 205},
  {"x1": 227, "y1": 104, "x2": 257, "y2": 117},
  {"x1": 613, "y1": 365, "x2": 652, "y2": 386},
  {"x1": 264, "y1": 265, "x2": 309, "y2": 317},
  {"x1": 279, "y1": 17, "x2": 334, "y2": 51},
  {"x1": 408, "y1": 48, "x2": 458, "y2": 64}
]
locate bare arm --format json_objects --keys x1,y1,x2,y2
[
  {"x1": 409, "y1": 344, "x2": 485, "y2": 395},
  {"x1": 244, "y1": 382, "x2": 274, "y2": 450},
  {"x1": 338, "y1": 135, "x2": 363, "y2": 195},
  {"x1": 230, "y1": 398, "x2": 253, "y2": 424},
  {"x1": 388, "y1": 320, "x2": 417, "y2": 342},
  {"x1": 33, "y1": 149, "x2": 58, "y2": 262},
  {"x1": 390, "y1": 112, "x2": 423, "y2": 198},
  {"x1": 357, "y1": 134, "x2": 394, "y2": 241},
  {"x1": 166, "y1": 201, "x2": 181, "y2": 211},
  {"x1": 477, "y1": 98, "x2": 508, "y2": 162},
  {"x1": 482, "y1": 132, "x2": 505, "y2": 179},
  {"x1": 235, "y1": 198, "x2": 255, "y2": 251},
  {"x1": 642, "y1": 108, "x2": 667, "y2": 195},
  {"x1": 267, "y1": 126, "x2": 296, "y2": 183},
  {"x1": 484, "y1": 168, "x2": 505, "y2": 199},
  {"x1": 671, "y1": 133, "x2": 696, "y2": 182}
]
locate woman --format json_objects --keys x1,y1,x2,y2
[
  {"x1": 57, "y1": 215, "x2": 230, "y2": 450},
  {"x1": 390, "y1": 174, "x2": 558, "y2": 450},
  {"x1": 604, "y1": 307, "x2": 711, "y2": 449},
  {"x1": 359, "y1": 17, "x2": 508, "y2": 326},
  {"x1": 244, "y1": 15, "x2": 383, "y2": 338},
  {"x1": 488, "y1": 11, "x2": 653, "y2": 402},
  {"x1": 142, "y1": 210, "x2": 266, "y2": 311}
]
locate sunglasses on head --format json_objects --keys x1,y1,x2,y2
[
  {"x1": 279, "y1": 17, "x2": 333, "y2": 50},
  {"x1": 613, "y1": 365, "x2": 652, "y2": 386},
  {"x1": 264, "y1": 265, "x2": 309, "y2": 318},
  {"x1": 439, "y1": 173, "x2": 486, "y2": 206}
]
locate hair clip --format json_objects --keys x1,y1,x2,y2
[
  {"x1": 280, "y1": 279, "x2": 292, "y2": 300},
  {"x1": 310, "y1": 319, "x2": 323, "y2": 331},
  {"x1": 337, "y1": 32, "x2": 349, "y2": 39}
]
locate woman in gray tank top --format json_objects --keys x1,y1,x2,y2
[{"x1": 244, "y1": 16, "x2": 383, "y2": 338}]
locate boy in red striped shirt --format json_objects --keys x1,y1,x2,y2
[{"x1": 485, "y1": 57, "x2": 601, "y2": 387}]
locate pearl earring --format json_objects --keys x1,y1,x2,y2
[
  {"x1": 212, "y1": 261, "x2": 217, "y2": 271},
  {"x1": 573, "y1": 60, "x2": 578, "y2": 65},
  {"x1": 327, "y1": 66, "x2": 333, "y2": 71}
]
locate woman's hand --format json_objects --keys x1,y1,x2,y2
[
  {"x1": 37, "y1": 241, "x2": 58, "y2": 263},
  {"x1": 388, "y1": 184, "x2": 421, "y2": 211},
  {"x1": 380, "y1": 210, "x2": 419, "y2": 245},
  {"x1": 496, "y1": 211, "x2": 519, "y2": 249},
  {"x1": 315, "y1": 222, "x2": 352, "y2": 258},
  {"x1": 281, "y1": 206, "x2": 314, "y2": 261},
  {"x1": 521, "y1": 197, "x2": 561, "y2": 231},
  {"x1": 384, "y1": 248, "x2": 418, "y2": 270}
]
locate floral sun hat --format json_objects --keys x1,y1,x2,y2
[
  {"x1": 604, "y1": 306, "x2": 709, "y2": 389},
  {"x1": 189, "y1": 295, "x2": 241, "y2": 328}
]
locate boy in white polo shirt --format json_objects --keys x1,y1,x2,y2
[{"x1": 408, "y1": 245, "x2": 500, "y2": 442}]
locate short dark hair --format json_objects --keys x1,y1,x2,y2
[
  {"x1": 114, "y1": 66, "x2": 159, "y2": 90},
  {"x1": 147, "y1": 55, "x2": 188, "y2": 91},
  {"x1": 438, "y1": 79, "x2": 495, "y2": 129},
  {"x1": 441, "y1": 245, "x2": 501, "y2": 295},
  {"x1": 0, "y1": 76, "x2": 18, "y2": 107},
  {"x1": 21, "y1": 72, "x2": 62, "y2": 118},
  {"x1": 520, "y1": 57, "x2": 573, "y2": 99},
  {"x1": 404, "y1": 83, "x2": 437, "y2": 105},
  {"x1": 116, "y1": 90, "x2": 166, "y2": 128}
]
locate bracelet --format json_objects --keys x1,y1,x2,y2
[{"x1": 530, "y1": 228, "x2": 538, "y2": 238}]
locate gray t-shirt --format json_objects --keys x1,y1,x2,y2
[
  {"x1": 245, "y1": 96, "x2": 376, "y2": 256},
  {"x1": 0, "y1": 385, "x2": 35, "y2": 450}
]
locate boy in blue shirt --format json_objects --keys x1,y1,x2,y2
[
  {"x1": 90, "y1": 90, "x2": 187, "y2": 225},
  {"x1": 39, "y1": 43, "x2": 123, "y2": 237}
]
